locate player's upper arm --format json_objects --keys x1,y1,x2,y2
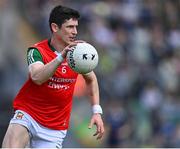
[
  {"x1": 27, "y1": 48, "x2": 44, "y2": 65},
  {"x1": 27, "y1": 48, "x2": 44, "y2": 75}
]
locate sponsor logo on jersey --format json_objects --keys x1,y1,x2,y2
[
  {"x1": 48, "y1": 77, "x2": 76, "y2": 90},
  {"x1": 49, "y1": 77, "x2": 76, "y2": 83}
]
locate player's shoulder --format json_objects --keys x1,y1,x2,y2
[
  {"x1": 27, "y1": 47, "x2": 43, "y2": 65},
  {"x1": 28, "y1": 39, "x2": 48, "y2": 50},
  {"x1": 27, "y1": 48, "x2": 40, "y2": 55},
  {"x1": 28, "y1": 39, "x2": 48, "y2": 52},
  {"x1": 34, "y1": 39, "x2": 48, "y2": 47}
]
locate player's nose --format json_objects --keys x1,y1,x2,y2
[{"x1": 72, "y1": 27, "x2": 77, "y2": 35}]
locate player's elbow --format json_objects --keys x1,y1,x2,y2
[
  {"x1": 33, "y1": 80, "x2": 43, "y2": 85},
  {"x1": 31, "y1": 75, "x2": 44, "y2": 85}
]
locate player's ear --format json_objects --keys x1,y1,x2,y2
[{"x1": 51, "y1": 23, "x2": 59, "y2": 33}]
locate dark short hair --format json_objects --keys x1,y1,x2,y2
[{"x1": 49, "y1": 5, "x2": 80, "y2": 32}]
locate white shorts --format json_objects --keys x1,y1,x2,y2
[{"x1": 10, "y1": 110, "x2": 67, "y2": 148}]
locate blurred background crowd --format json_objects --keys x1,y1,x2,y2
[{"x1": 0, "y1": 0, "x2": 180, "y2": 147}]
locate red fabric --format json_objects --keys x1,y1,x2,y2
[{"x1": 13, "y1": 39, "x2": 78, "y2": 130}]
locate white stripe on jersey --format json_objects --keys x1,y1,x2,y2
[
  {"x1": 30, "y1": 49, "x2": 35, "y2": 62},
  {"x1": 28, "y1": 56, "x2": 33, "y2": 64},
  {"x1": 28, "y1": 49, "x2": 35, "y2": 64}
]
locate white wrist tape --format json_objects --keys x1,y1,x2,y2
[
  {"x1": 92, "y1": 105, "x2": 103, "y2": 114},
  {"x1": 56, "y1": 52, "x2": 64, "y2": 62}
]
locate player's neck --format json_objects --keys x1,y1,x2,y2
[{"x1": 50, "y1": 36, "x2": 67, "y2": 52}]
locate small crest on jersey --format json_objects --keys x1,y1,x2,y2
[{"x1": 16, "y1": 112, "x2": 24, "y2": 119}]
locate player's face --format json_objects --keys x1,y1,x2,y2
[{"x1": 57, "y1": 18, "x2": 78, "y2": 45}]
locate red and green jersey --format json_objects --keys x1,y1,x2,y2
[{"x1": 13, "y1": 39, "x2": 78, "y2": 130}]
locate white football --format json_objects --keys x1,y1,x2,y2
[{"x1": 67, "y1": 42, "x2": 99, "y2": 74}]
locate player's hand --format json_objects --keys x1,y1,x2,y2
[
  {"x1": 61, "y1": 40, "x2": 86, "y2": 58},
  {"x1": 74, "y1": 40, "x2": 86, "y2": 43},
  {"x1": 88, "y1": 113, "x2": 105, "y2": 140},
  {"x1": 61, "y1": 43, "x2": 77, "y2": 58}
]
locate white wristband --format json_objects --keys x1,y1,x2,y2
[
  {"x1": 92, "y1": 105, "x2": 103, "y2": 114},
  {"x1": 56, "y1": 52, "x2": 64, "y2": 62}
]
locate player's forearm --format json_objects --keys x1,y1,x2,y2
[
  {"x1": 88, "y1": 80, "x2": 100, "y2": 105},
  {"x1": 83, "y1": 72, "x2": 100, "y2": 105},
  {"x1": 30, "y1": 58, "x2": 61, "y2": 85}
]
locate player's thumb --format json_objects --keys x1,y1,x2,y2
[{"x1": 88, "y1": 120, "x2": 94, "y2": 129}]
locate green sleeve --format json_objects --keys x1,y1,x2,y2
[{"x1": 27, "y1": 48, "x2": 43, "y2": 65}]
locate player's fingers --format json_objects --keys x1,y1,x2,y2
[
  {"x1": 88, "y1": 119, "x2": 94, "y2": 129},
  {"x1": 63, "y1": 44, "x2": 76, "y2": 54},
  {"x1": 97, "y1": 133, "x2": 103, "y2": 140},
  {"x1": 96, "y1": 123, "x2": 105, "y2": 139},
  {"x1": 93, "y1": 122, "x2": 101, "y2": 136},
  {"x1": 68, "y1": 43, "x2": 77, "y2": 48},
  {"x1": 93, "y1": 124, "x2": 100, "y2": 136},
  {"x1": 96, "y1": 131, "x2": 103, "y2": 140},
  {"x1": 74, "y1": 40, "x2": 86, "y2": 43},
  {"x1": 93, "y1": 130, "x2": 99, "y2": 136}
]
